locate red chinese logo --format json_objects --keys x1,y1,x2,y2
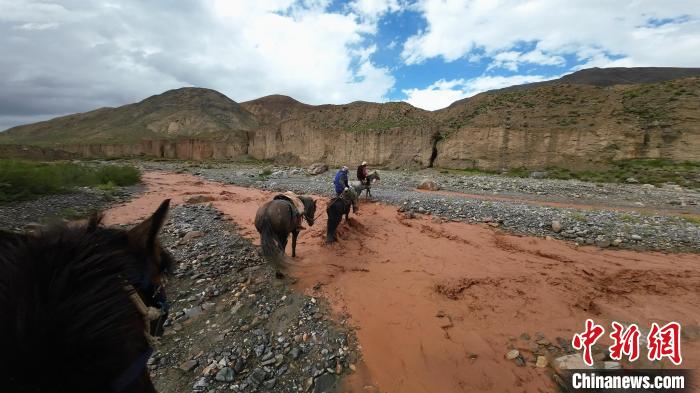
[
  {"x1": 647, "y1": 322, "x2": 682, "y2": 365},
  {"x1": 572, "y1": 319, "x2": 605, "y2": 366},
  {"x1": 609, "y1": 322, "x2": 640, "y2": 362},
  {"x1": 572, "y1": 320, "x2": 683, "y2": 367}
]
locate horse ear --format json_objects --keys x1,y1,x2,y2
[{"x1": 128, "y1": 199, "x2": 170, "y2": 251}]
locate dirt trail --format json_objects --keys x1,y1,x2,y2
[{"x1": 105, "y1": 172, "x2": 700, "y2": 393}]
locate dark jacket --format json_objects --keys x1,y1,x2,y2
[
  {"x1": 357, "y1": 165, "x2": 368, "y2": 182},
  {"x1": 334, "y1": 170, "x2": 349, "y2": 194}
]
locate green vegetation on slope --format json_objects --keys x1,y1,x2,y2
[{"x1": 0, "y1": 160, "x2": 141, "y2": 202}]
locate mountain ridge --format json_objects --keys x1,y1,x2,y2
[{"x1": 1, "y1": 67, "x2": 699, "y2": 170}]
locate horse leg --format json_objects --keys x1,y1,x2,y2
[
  {"x1": 291, "y1": 230, "x2": 299, "y2": 257},
  {"x1": 326, "y1": 212, "x2": 338, "y2": 244},
  {"x1": 278, "y1": 232, "x2": 288, "y2": 254}
]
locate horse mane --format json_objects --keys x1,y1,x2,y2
[
  {"x1": 299, "y1": 195, "x2": 316, "y2": 213},
  {"x1": 0, "y1": 218, "x2": 165, "y2": 392}
]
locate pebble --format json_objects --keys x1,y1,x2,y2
[
  {"x1": 215, "y1": 367, "x2": 235, "y2": 382},
  {"x1": 179, "y1": 359, "x2": 198, "y2": 372},
  {"x1": 551, "y1": 220, "x2": 562, "y2": 233},
  {"x1": 536, "y1": 356, "x2": 548, "y2": 368},
  {"x1": 505, "y1": 349, "x2": 520, "y2": 360}
]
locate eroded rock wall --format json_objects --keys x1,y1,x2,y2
[{"x1": 248, "y1": 121, "x2": 437, "y2": 167}]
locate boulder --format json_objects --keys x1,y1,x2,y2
[
  {"x1": 417, "y1": 178, "x2": 439, "y2": 191},
  {"x1": 307, "y1": 163, "x2": 329, "y2": 175},
  {"x1": 529, "y1": 171, "x2": 549, "y2": 179},
  {"x1": 551, "y1": 220, "x2": 563, "y2": 233},
  {"x1": 553, "y1": 354, "x2": 591, "y2": 373}
]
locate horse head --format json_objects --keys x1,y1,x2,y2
[
  {"x1": 342, "y1": 187, "x2": 359, "y2": 213},
  {"x1": 300, "y1": 195, "x2": 317, "y2": 226},
  {"x1": 120, "y1": 199, "x2": 174, "y2": 337},
  {"x1": 0, "y1": 199, "x2": 175, "y2": 392}
]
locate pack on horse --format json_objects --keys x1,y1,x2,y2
[
  {"x1": 0, "y1": 200, "x2": 174, "y2": 393},
  {"x1": 255, "y1": 192, "x2": 317, "y2": 277},
  {"x1": 326, "y1": 187, "x2": 358, "y2": 244},
  {"x1": 350, "y1": 170, "x2": 380, "y2": 199}
]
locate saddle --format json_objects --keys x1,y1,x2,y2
[{"x1": 274, "y1": 191, "x2": 305, "y2": 229}]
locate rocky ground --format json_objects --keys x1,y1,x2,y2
[
  {"x1": 0, "y1": 185, "x2": 141, "y2": 231},
  {"x1": 0, "y1": 189, "x2": 359, "y2": 393},
  {"x1": 146, "y1": 203, "x2": 359, "y2": 393},
  {"x1": 137, "y1": 160, "x2": 700, "y2": 253}
]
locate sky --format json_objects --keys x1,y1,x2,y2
[{"x1": 1, "y1": 0, "x2": 699, "y2": 130}]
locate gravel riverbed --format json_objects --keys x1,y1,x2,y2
[
  {"x1": 138, "y1": 161, "x2": 700, "y2": 253},
  {"x1": 146, "y1": 203, "x2": 359, "y2": 393}
]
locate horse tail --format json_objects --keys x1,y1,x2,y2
[{"x1": 256, "y1": 207, "x2": 286, "y2": 272}]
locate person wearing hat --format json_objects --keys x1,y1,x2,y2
[
  {"x1": 334, "y1": 166, "x2": 350, "y2": 195},
  {"x1": 356, "y1": 161, "x2": 369, "y2": 186}
]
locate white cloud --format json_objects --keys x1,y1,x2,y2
[
  {"x1": 0, "y1": 0, "x2": 395, "y2": 129},
  {"x1": 489, "y1": 49, "x2": 565, "y2": 71},
  {"x1": 349, "y1": 0, "x2": 401, "y2": 20},
  {"x1": 402, "y1": 0, "x2": 700, "y2": 69},
  {"x1": 403, "y1": 74, "x2": 556, "y2": 110}
]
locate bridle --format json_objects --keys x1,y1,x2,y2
[
  {"x1": 124, "y1": 284, "x2": 165, "y2": 346},
  {"x1": 110, "y1": 282, "x2": 167, "y2": 392}
]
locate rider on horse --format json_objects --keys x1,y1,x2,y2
[
  {"x1": 334, "y1": 166, "x2": 350, "y2": 195},
  {"x1": 357, "y1": 161, "x2": 368, "y2": 186}
]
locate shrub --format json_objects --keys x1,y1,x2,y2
[
  {"x1": 0, "y1": 160, "x2": 141, "y2": 203},
  {"x1": 95, "y1": 165, "x2": 141, "y2": 186}
]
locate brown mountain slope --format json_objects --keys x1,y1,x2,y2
[
  {"x1": 0, "y1": 87, "x2": 257, "y2": 146},
  {"x1": 432, "y1": 77, "x2": 700, "y2": 169},
  {"x1": 1, "y1": 68, "x2": 698, "y2": 169},
  {"x1": 559, "y1": 67, "x2": 700, "y2": 86},
  {"x1": 240, "y1": 95, "x2": 314, "y2": 124}
]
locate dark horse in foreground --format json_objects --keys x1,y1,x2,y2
[
  {"x1": 326, "y1": 187, "x2": 359, "y2": 244},
  {"x1": 0, "y1": 200, "x2": 174, "y2": 393},
  {"x1": 255, "y1": 194, "x2": 316, "y2": 276}
]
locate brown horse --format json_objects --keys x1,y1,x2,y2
[
  {"x1": 0, "y1": 200, "x2": 174, "y2": 393},
  {"x1": 254, "y1": 195, "x2": 316, "y2": 277}
]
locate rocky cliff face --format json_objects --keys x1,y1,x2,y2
[
  {"x1": 433, "y1": 78, "x2": 700, "y2": 170},
  {"x1": 247, "y1": 100, "x2": 437, "y2": 167},
  {"x1": 249, "y1": 121, "x2": 436, "y2": 167},
  {"x1": 1, "y1": 68, "x2": 699, "y2": 170},
  {"x1": 56, "y1": 139, "x2": 248, "y2": 160}
]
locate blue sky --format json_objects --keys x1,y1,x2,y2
[{"x1": 1, "y1": 0, "x2": 699, "y2": 129}]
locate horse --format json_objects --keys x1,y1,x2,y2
[
  {"x1": 326, "y1": 187, "x2": 358, "y2": 244},
  {"x1": 254, "y1": 194, "x2": 316, "y2": 277},
  {"x1": 0, "y1": 199, "x2": 174, "y2": 393},
  {"x1": 350, "y1": 170, "x2": 380, "y2": 199}
]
